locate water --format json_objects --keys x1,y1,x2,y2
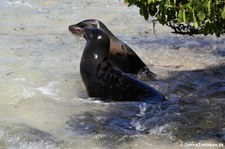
[{"x1": 0, "y1": 0, "x2": 225, "y2": 148}]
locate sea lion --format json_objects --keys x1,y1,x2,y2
[
  {"x1": 69, "y1": 19, "x2": 156, "y2": 79},
  {"x1": 72, "y1": 28, "x2": 165, "y2": 103}
]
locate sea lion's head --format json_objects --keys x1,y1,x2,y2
[
  {"x1": 82, "y1": 28, "x2": 110, "y2": 60},
  {"x1": 69, "y1": 19, "x2": 108, "y2": 38}
]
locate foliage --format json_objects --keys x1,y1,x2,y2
[{"x1": 125, "y1": 0, "x2": 225, "y2": 37}]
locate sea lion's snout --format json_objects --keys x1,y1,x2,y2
[
  {"x1": 68, "y1": 25, "x2": 84, "y2": 37},
  {"x1": 68, "y1": 25, "x2": 75, "y2": 32}
]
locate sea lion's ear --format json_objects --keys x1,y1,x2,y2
[{"x1": 95, "y1": 20, "x2": 100, "y2": 29}]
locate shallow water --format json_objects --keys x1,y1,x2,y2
[{"x1": 0, "y1": 0, "x2": 225, "y2": 149}]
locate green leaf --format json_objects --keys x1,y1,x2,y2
[
  {"x1": 208, "y1": 0, "x2": 212, "y2": 17},
  {"x1": 204, "y1": 22, "x2": 214, "y2": 35},
  {"x1": 178, "y1": 10, "x2": 183, "y2": 23},
  {"x1": 149, "y1": 5, "x2": 158, "y2": 16},
  {"x1": 198, "y1": 11, "x2": 206, "y2": 22},
  {"x1": 183, "y1": 10, "x2": 186, "y2": 23},
  {"x1": 125, "y1": 0, "x2": 225, "y2": 37},
  {"x1": 222, "y1": 5, "x2": 225, "y2": 19},
  {"x1": 193, "y1": 10, "x2": 199, "y2": 28},
  {"x1": 166, "y1": 0, "x2": 171, "y2": 6},
  {"x1": 140, "y1": 7, "x2": 149, "y2": 20}
]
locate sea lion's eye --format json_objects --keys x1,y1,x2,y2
[
  {"x1": 79, "y1": 23, "x2": 86, "y2": 28},
  {"x1": 92, "y1": 24, "x2": 97, "y2": 27}
]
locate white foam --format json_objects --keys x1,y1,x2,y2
[
  {"x1": 149, "y1": 124, "x2": 173, "y2": 136},
  {"x1": 138, "y1": 103, "x2": 146, "y2": 116},
  {"x1": 38, "y1": 82, "x2": 59, "y2": 97},
  {"x1": 6, "y1": 1, "x2": 32, "y2": 8},
  {"x1": 0, "y1": 128, "x2": 60, "y2": 149},
  {"x1": 0, "y1": 128, "x2": 5, "y2": 139},
  {"x1": 131, "y1": 120, "x2": 146, "y2": 131},
  {"x1": 22, "y1": 88, "x2": 36, "y2": 98},
  {"x1": 14, "y1": 78, "x2": 26, "y2": 82},
  {"x1": 8, "y1": 141, "x2": 60, "y2": 149}
]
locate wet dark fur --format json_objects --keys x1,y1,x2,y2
[
  {"x1": 69, "y1": 19, "x2": 156, "y2": 79},
  {"x1": 76, "y1": 28, "x2": 165, "y2": 103}
]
